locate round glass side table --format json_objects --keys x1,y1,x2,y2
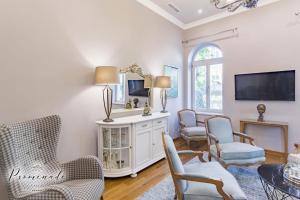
[{"x1": 258, "y1": 164, "x2": 300, "y2": 200}]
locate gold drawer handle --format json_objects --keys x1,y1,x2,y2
[
  {"x1": 157, "y1": 121, "x2": 162, "y2": 124},
  {"x1": 142, "y1": 124, "x2": 148, "y2": 127}
]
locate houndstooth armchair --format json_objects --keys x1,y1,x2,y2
[{"x1": 0, "y1": 115, "x2": 104, "y2": 200}]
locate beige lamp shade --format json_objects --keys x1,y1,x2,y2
[
  {"x1": 154, "y1": 76, "x2": 171, "y2": 88},
  {"x1": 95, "y1": 66, "x2": 119, "y2": 85}
]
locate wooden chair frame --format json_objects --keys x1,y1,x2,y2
[
  {"x1": 205, "y1": 115, "x2": 264, "y2": 168},
  {"x1": 162, "y1": 132, "x2": 232, "y2": 200},
  {"x1": 177, "y1": 109, "x2": 207, "y2": 147}
]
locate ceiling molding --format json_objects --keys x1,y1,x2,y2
[
  {"x1": 136, "y1": 0, "x2": 282, "y2": 30},
  {"x1": 136, "y1": 0, "x2": 185, "y2": 29}
]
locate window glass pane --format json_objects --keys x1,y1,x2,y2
[
  {"x1": 194, "y1": 46, "x2": 223, "y2": 61},
  {"x1": 194, "y1": 66, "x2": 207, "y2": 110},
  {"x1": 114, "y1": 74, "x2": 125, "y2": 104},
  {"x1": 210, "y1": 64, "x2": 223, "y2": 110}
]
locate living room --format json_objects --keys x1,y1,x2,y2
[{"x1": 0, "y1": 0, "x2": 300, "y2": 199}]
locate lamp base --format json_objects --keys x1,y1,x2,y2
[
  {"x1": 160, "y1": 110, "x2": 168, "y2": 113},
  {"x1": 142, "y1": 113, "x2": 152, "y2": 116},
  {"x1": 103, "y1": 118, "x2": 114, "y2": 122},
  {"x1": 160, "y1": 89, "x2": 168, "y2": 114}
]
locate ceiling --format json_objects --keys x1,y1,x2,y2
[
  {"x1": 136, "y1": 0, "x2": 281, "y2": 29},
  {"x1": 150, "y1": 0, "x2": 223, "y2": 24}
]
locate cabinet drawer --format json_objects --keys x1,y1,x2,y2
[
  {"x1": 136, "y1": 121, "x2": 152, "y2": 131},
  {"x1": 153, "y1": 118, "x2": 167, "y2": 127}
]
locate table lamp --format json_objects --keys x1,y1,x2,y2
[
  {"x1": 154, "y1": 76, "x2": 171, "y2": 113},
  {"x1": 95, "y1": 66, "x2": 119, "y2": 122}
]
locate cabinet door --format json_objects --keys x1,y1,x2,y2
[
  {"x1": 152, "y1": 126, "x2": 165, "y2": 159},
  {"x1": 136, "y1": 129, "x2": 152, "y2": 166}
]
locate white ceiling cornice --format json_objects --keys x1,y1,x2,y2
[
  {"x1": 136, "y1": 0, "x2": 282, "y2": 30},
  {"x1": 136, "y1": 0, "x2": 185, "y2": 29}
]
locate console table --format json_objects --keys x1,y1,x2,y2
[
  {"x1": 240, "y1": 119, "x2": 288, "y2": 156},
  {"x1": 96, "y1": 112, "x2": 170, "y2": 178}
]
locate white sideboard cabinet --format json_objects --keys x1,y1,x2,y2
[{"x1": 96, "y1": 112, "x2": 170, "y2": 178}]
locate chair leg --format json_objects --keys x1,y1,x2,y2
[
  {"x1": 208, "y1": 153, "x2": 212, "y2": 161},
  {"x1": 101, "y1": 196, "x2": 104, "y2": 200},
  {"x1": 187, "y1": 140, "x2": 190, "y2": 148},
  {"x1": 174, "y1": 194, "x2": 177, "y2": 199}
]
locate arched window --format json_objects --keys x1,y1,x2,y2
[{"x1": 192, "y1": 45, "x2": 223, "y2": 112}]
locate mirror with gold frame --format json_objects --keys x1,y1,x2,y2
[{"x1": 112, "y1": 64, "x2": 153, "y2": 110}]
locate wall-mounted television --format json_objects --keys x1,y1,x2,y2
[
  {"x1": 128, "y1": 80, "x2": 149, "y2": 97},
  {"x1": 235, "y1": 70, "x2": 295, "y2": 101}
]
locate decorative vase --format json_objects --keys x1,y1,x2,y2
[{"x1": 257, "y1": 104, "x2": 266, "y2": 121}]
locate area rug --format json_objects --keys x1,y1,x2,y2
[{"x1": 137, "y1": 157, "x2": 267, "y2": 200}]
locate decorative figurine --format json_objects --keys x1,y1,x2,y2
[
  {"x1": 257, "y1": 104, "x2": 266, "y2": 121},
  {"x1": 142, "y1": 100, "x2": 152, "y2": 116},
  {"x1": 125, "y1": 99, "x2": 132, "y2": 109},
  {"x1": 133, "y1": 98, "x2": 139, "y2": 108},
  {"x1": 294, "y1": 144, "x2": 300, "y2": 154}
]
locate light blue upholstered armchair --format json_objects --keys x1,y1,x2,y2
[
  {"x1": 178, "y1": 109, "x2": 207, "y2": 147},
  {"x1": 0, "y1": 115, "x2": 104, "y2": 200},
  {"x1": 205, "y1": 116, "x2": 265, "y2": 167},
  {"x1": 162, "y1": 133, "x2": 247, "y2": 200}
]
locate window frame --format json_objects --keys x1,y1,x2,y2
[{"x1": 191, "y1": 46, "x2": 224, "y2": 113}]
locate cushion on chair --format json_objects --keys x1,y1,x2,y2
[
  {"x1": 210, "y1": 142, "x2": 265, "y2": 160},
  {"x1": 182, "y1": 127, "x2": 206, "y2": 137},
  {"x1": 179, "y1": 110, "x2": 197, "y2": 127},
  {"x1": 221, "y1": 156, "x2": 266, "y2": 165},
  {"x1": 207, "y1": 117, "x2": 234, "y2": 144},
  {"x1": 183, "y1": 161, "x2": 247, "y2": 200},
  {"x1": 28, "y1": 179, "x2": 104, "y2": 200},
  {"x1": 163, "y1": 135, "x2": 187, "y2": 191},
  {"x1": 56, "y1": 179, "x2": 104, "y2": 200}
]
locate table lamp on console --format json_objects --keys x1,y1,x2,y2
[
  {"x1": 154, "y1": 76, "x2": 171, "y2": 113},
  {"x1": 95, "y1": 66, "x2": 119, "y2": 122}
]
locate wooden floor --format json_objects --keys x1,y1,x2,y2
[{"x1": 103, "y1": 138, "x2": 285, "y2": 200}]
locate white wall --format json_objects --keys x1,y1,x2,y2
[
  {"x1": 0, "y1": 0, "x2": 183, "y2": 163},
  {"x1": 183, "y1": 0, "x2": 300, "y2": 152}
]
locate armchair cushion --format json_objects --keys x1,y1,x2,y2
[
  {"x1": 183, "y1": 161, "x2": 247, "y2": 200},
  {"x1": 179, "y1": 110, "x2": 197, "y2": 127},
  {"x1": 57, "y1": 179, "x2": 104, "y2": 200},
  {"x1": 61, "y1": 156, "x2": 103, "y2": 181},
  {"x1": 220, "y1": 157, "x2": 266, "y2": 166},
  {"x1": 23, "y1": 179, "x2": 104, "y2": 200},
  {"x1": 182, "y1": 127, "x2": 206, "y2": 137},
  {"x1": 210, "y1": 142, "x2": 265, "y2": 160}
]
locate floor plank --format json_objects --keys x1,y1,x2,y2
[{"x1": 103, "y1": 138, "x2": 285, "y2": 200}]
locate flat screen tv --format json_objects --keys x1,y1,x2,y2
[
  {"x1": 235, "y1": 70, "x2": 295, "y2": 101},
  {"x1": 128, "y1": 80, "x2": 149, "y2": 97}
]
